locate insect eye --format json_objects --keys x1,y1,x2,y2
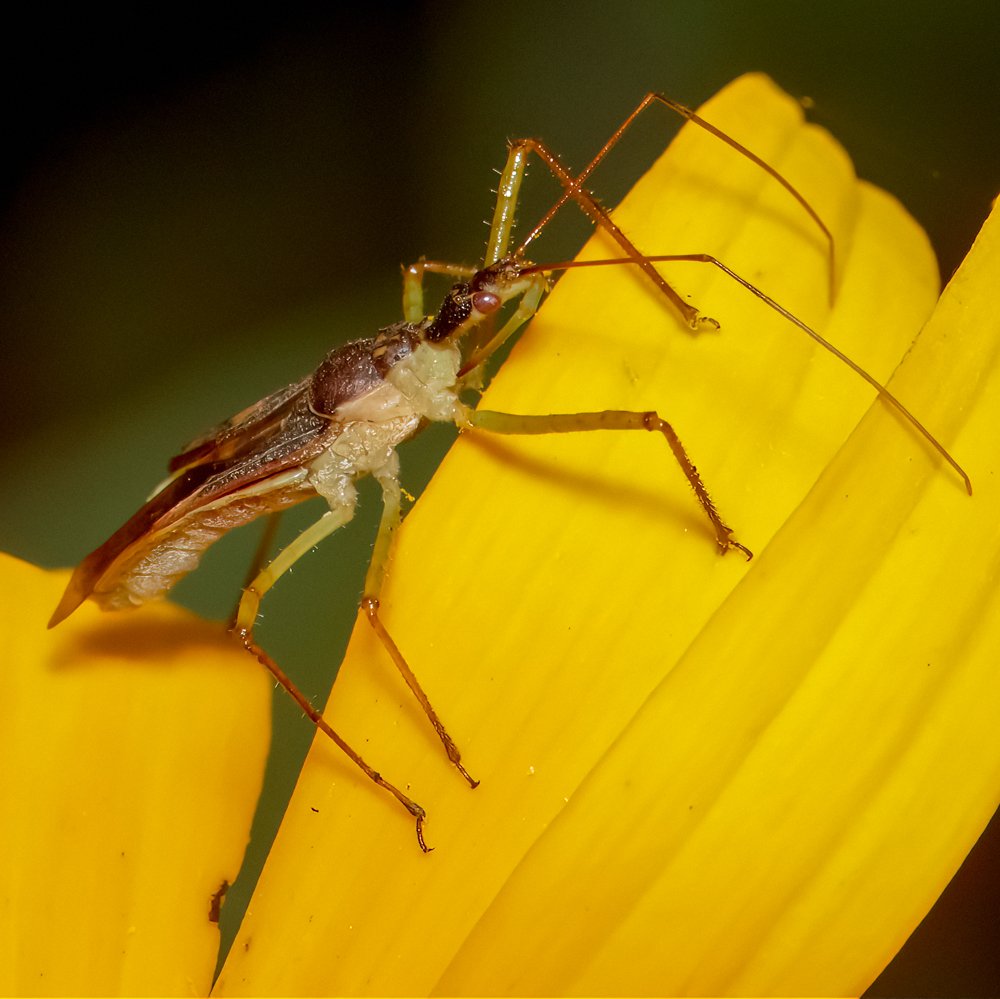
[{"x1": 472, "y1": 291, "x2": 502, "y2": 315}]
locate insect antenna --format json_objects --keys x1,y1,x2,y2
[
  {"x1": 475, "y1": 96, "x2": 968, "y2": 495},
  {"x1": 485, "y1": 91, "x2": 837, "y2": 329},
  {"x1": 519, "y1": 253, "x2": 972, "y2": 495},
  {"x1": 515, "y1": 93, "x2": 837, "y2": 305}
]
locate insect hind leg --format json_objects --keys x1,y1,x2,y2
[
  {"x1": 233, "y1": 506, "x2": 433, "y2": 852},
  {"x1": 239, "y1": 632, "x2": 431, "y2": 851},
  {"x1": 362, "y1": 468, "x2": 479, "y2": 788}
]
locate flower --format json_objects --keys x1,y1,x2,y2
[
  {"x1": 4, "y1": 74, "x2": 998, "y2": 997},
  {"x1": 214, "y1": 75, "x2": 1000, "y2": 996}
]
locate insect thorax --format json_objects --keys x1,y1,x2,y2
[{"x1": 306, "y1": 338, "x2": 463, "y2": 510}]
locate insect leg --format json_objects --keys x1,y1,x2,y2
[
  {"x1": 361, "y1": 467, "x2": 479, "y2": 788},
  {"x1": 457, "y1": 405, "x2": 752, "y2": 559},
  {"x1": 487, "y1": 136, "x2": 713, "y2": 330},
  {"x1": 233, "y1": 508, "x2": 352, "y2": 633},
  {"x1": 520, "y1": 92, "x2": 835, "y2": 301},
  {"x1": 543, "y1": 252, "x2": 972, "y2": 495},
  {"x1": 402, "y1": 259, "x2": 477, "y2": 323},
  {"x1": 228, "y1": 511, "x2": 283, "y2": 627},
  {"x1": 485, "y1": 142, "x2": 530, "y2": 267},
  {"x1": 234, "y1": 507, "x2": 432, "y2": 851}
]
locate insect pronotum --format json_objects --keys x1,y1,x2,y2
[{"x1": 49, "y1": 91, "x2": 970, "y2": 851}]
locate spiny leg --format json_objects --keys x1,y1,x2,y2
[
  {"x1": 487, "y1": 134, "x2": 711, "y2": 330},
  {"x1": 234, "y1": 507, "x2": 432, "y2": 851},
  {"x1": 457, "y1": 404, "x2": 753, "y2": 559},
  {"x1": 484, "y1": 100, "x2": 834, "y2": 330},
  {"x1": 362, "y1": 466, "x2": 479, "y2": 788},
  {"x1": 520, "y1": 92, "x2": 835, "y2": 302}
]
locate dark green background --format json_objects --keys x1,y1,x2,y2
[{"x1": 3, "y1": 3, "x2": 997, "y2": 991}]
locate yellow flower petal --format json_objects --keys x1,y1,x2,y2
[
  {"x1": 437, "y1": 198, "x2": 1000, "y2": 996},
  {"x1": 216, "y1": 74, "x2": 995, "y2": 996},
  {"x1": 0, "y1": 553, "x2": 271, "y2": 996}
]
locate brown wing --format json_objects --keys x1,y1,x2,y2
[
  {"x1": 168, "y1": 376, "x2": 311, "y2": 471},
  {"x1": 49, "y1": 382, "x2": 332, "y2": 626}
]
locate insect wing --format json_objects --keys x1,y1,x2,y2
[
  {"x1": 169, "y1": 376, "x2": 311, "y2": 472},
  {"x1": 50, "y1": 380, "x2": 331, "y2": 626}
]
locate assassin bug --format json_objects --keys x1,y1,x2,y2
[{"x1": 49, "y1": 87, "x2": 970, "y2": 852}]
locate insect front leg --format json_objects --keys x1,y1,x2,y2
[
  {"x1": 233, "y1": 506, "x2": 433, "y2": 852},
  {"x1": 485, "y1": 96, "x2": 837, "y2": 333},
  {"x1": 519, "y1": 92, "x2": 835, "y2": 302},
  {"x1": 361, "y1": 466, "x2": 479, "y2": 788},
  {"x1": 456, "y1": 405, "x2": 752, "y2": 559},
  {"x1": 401, "y1": 259, "x2": 477, "y2": 323},
  {"x1": 488, "y1": 135, "x2": 714, "y2": 330}
]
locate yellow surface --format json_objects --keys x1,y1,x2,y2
[
  {"x1": 0, "y1": 554, "x2": 270, "y2": 996},
  {"x1": 214, "y1": 74, "x2": 999, "y2": 996}
]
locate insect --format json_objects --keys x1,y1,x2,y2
[{"x1": 48, "y1": 91, "x2": 970, "y2": 851}]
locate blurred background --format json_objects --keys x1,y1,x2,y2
[{"x1": 2, "y1": 2, "x2": 997, "y2": 991}]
